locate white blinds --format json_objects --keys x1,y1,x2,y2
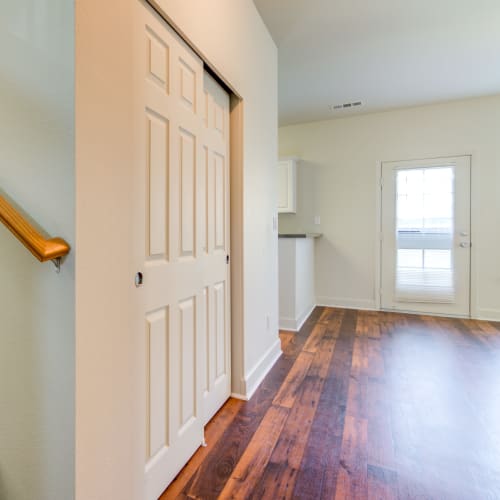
[{"x1": 395, "y1": 167, "x2": 455, "y2": 303}]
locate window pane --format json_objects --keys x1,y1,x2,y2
[
  {"x1": 395, "y1": 166, "x2": 455, "y2": 303},
  {"x1": 424, "y1": 250, "x2": 451, "y2": 269},
  {"x1": 398, "y1": 249, "x2": 423, "y2": 268}
]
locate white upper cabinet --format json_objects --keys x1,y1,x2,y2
[{"x1": 278, "y1": 158, "x2": 298, "y2": 213}]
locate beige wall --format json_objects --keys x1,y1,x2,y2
[
  {"x1": 0, "y1": 3, "x2": 75, "y2": 500},
  {"x1": 75, "y1": 0, "x2": 277, "y2": 498},
  {"x1": 280, "y1": 95, "x2": 500, "y2": 319}
]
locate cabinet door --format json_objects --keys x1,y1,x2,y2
[{"x1": 278, "y1": 160, "x2": 296, "y2": 213}]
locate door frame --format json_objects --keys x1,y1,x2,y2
[
  {"x1": 144, "y1": 0, "x2": 246, "y2": 396},
  {"x1": 375, "y1": 153, "x2": 477, "y2": 318}
]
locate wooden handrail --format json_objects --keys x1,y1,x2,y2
[{"x1": 0, "y1": 194, "x2": 70, "y2": 263}]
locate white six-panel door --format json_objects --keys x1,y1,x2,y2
[
  {"x1": 133, "y1": 2, "x2": 230, "y2": 498},
  {"x1": 200, "y1": 72, "x2": 231, "y2": 425}
]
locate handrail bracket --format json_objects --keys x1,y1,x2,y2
[{"x1": 52, "y1": 257, "x2": 62, "y2": 273}]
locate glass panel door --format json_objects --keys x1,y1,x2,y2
[{"x1": 381, "y1": 156, "x2": 471, "y2": 317}]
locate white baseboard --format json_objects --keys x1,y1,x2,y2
[
  {"x1": 279, "y1": 316, "x2": 299, "y2": 331},
  {"x1": 241, "y1": 338, "x2": 282, "y2": 400},
  {"x1": 230, "y1": 392, "x2": 249, "y2": 401},
  {"x1": 296, "y1": 304, "x2": 315, "y2": 330},
  {"x1": 316, "y1": 296, "x2": 377, "y2": 311},
  {"x1": 279, "y1": 303, "x2": 315, "y2": 332},
  {"x1": 315, "y1": 298, "x2": 500, "y2": 322},
  {"x1": 476, "y1": 308, "x2": 500, "y2": 322}
]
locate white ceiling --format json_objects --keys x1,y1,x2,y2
[{"x1": 253, "y1": 0, "x2": 500, "y2": 125}]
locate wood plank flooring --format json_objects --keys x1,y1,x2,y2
[{"x1": 160, "y1": 307, "x2": 500, "y2": 499}]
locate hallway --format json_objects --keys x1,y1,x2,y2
[{"x1": 162, "y1": 307, "x2": 500, "y2": 499}]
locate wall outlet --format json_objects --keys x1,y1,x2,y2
[{"x1": 314, "y1": 215, "x2": 321, "y2": 225}]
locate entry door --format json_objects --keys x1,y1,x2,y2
[
  {"x1": 381, "y1": 156, "x2": 471, "y2": 317},
  {"x1": 133, "y1": 3, "x2": 231, "y2": 499}
]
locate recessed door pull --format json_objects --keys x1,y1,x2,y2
[{"x1": 135, "y1": 272, "x2": 144, "y2": 287}]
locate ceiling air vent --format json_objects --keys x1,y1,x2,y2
[{"x1": 329, "y1": 101, "x2": 363, "y2": 111}]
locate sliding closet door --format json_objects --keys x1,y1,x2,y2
[
  {"x1": 200, "y1": 72, "x2": 231, "y2": 425},
  {"x1": 134, "y1": 4, "x2": 204, "y2": 497},
  {"x1": 132, "y1": 2, "x2": 231, "y2": 498}
]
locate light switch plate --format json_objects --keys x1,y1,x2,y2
[{"x1": 314, "y1": 215, "x2": 321, "y2": 225}]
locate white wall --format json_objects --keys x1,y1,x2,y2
[
  {"x1": 0, "y1": 2, "x2": 75, "y2": 500},
  {"x1": 75, "y1": 0, "x2": 277, "y2": 498},
  {"x1": 278, "y1": 162, "x2": 317, "y2": 236},
  {"x1": 279, "y1": 95, "x2": 500, "y2": 320}
]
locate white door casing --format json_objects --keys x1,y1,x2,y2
[
  {"x1": 133, "y1": 2, "x2": 231, "y2": 498},
  {"x1": 380, "y1": 156, "x2": 471, "y2": 317}
]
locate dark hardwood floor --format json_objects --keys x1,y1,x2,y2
[{"x1": 161, "y1": 307, "x2": 500, "y2": 499}]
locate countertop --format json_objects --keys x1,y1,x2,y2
[{"x1": 278, "y1": 233, "x2": 322, "y2": 239}]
